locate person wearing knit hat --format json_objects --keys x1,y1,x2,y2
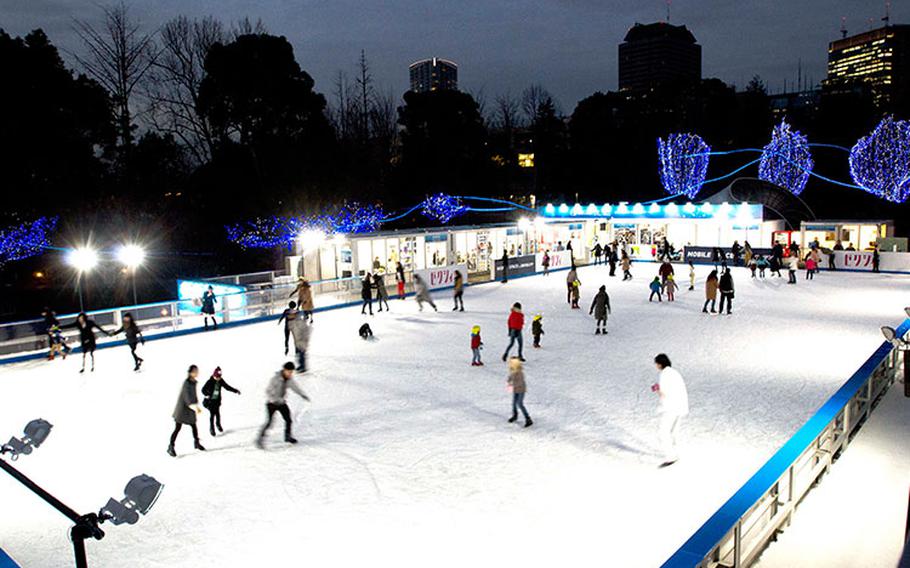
[
  {"x1": 531, "y1": 314, "x2": 544, "y2": 348},
  {"x1": 201, "y1": 366, "x2": 241, "y2": 437},
  {"x1": 470, "y1": 325, "x2": 483, "y2": 366}
]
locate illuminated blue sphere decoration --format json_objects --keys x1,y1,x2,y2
[
  {"x1": 759, "y1": 120, "x2": 813, "y2": 196},
  {"x1": 329, "y1": 202, "x2": 385, "y2": 234},
  {"x1": 422, "y1": 193, "x2": 467, "y2": 224},
  {"x1": 849, "y1": 116, "x2": 910, "y2": 204},
  {"x1": 0, "y1": 216, "x2": 58, "y2": 266},
  {"x1": 657, "y1": 133, "x2": 711, "y2": 199}
]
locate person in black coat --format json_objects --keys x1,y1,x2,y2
[
  {"x1": 63, "y1": 312, "x2": 109, "y2": 373},
  {"x1": 201, "y1": 366, "x2": 241, "y2": 436},
  {"x1": 501, "y1": 250, "x2": 509, "y2": 283},
  {"x1": 361, "y1": 273, "x2": 374, "y2": 315},
  {"x1": 200, "y1": 286, "x2": 218, "y2": 330},
  {"x1": 718, "y1": 269, "x2": 735, "y2": 315},
  {"x1": 111, "y1": 312, "x2": 145, "y2": 371},
  {"x1": 872, "y1": 246, "x2": 881, "y2": 273},
  {"x1": 168, "y1": 365, "x2": 205, "y2": 456}
]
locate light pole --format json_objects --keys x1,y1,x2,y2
[
  {"x1": 67, "y1": 247, "x2": 99, "y2": 312},
  {"x1": 116, "y1": 244, "x2": 146, "y2": 306}
]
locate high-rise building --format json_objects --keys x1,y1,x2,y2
[
  {"x1": 825, "y1": 25, "x2": 910, "y2": 109},
  {"x1": 618, "y1": 22, "x2": 701, "y2": 92},
  {"x1": 409, "y1": 57, "x2": 458, "y2": 93}
]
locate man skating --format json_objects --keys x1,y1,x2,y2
[
  {"x1": 256, "y1": 362, "x2": 310, "y2": 448},
  {"x1": 168, "y1": 365, "x2": 206, "y2": 457},
  {"x1": 651, "y1": 354, "x2": 688, "y2": 468}
]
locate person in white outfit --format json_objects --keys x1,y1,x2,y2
[{"x1": 652, "y1": 353, "x2": 689, "y2": 468}]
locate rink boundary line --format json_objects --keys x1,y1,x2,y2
[
  {"x1": 0, "y1": 265, "x2": 575, "y2": 367},
  {"x1": 662, "y1": 317, "x2": 910, "y2": 567},
  {"x1": 0, "y1": 548, "x2": 18, "y2": 568}
]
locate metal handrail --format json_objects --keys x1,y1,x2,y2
[{"x1": 662, "y1": 319, "x2": 907, "y2": 568}]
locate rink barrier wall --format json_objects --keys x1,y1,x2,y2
[
  {"x1": 0, "y1": 263, "x2": 574, "y2": 367},
  {"x1": 0, "y1": 549, "x2": 19, "y2": 568},
  {"x1": 662, "y1": 318, "x2": 910, "y2": 568}
]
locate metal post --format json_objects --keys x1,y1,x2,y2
[
  {"x1": 131, "y1": 268, "x2": 138, "y2": 307},
  {"x1": 76, "y1": 274, "x2": 84, "y2": 312},
  {"x1": 904, "y1": 350, "x2": 909, "y2": 398}
]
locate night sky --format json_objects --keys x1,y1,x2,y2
[{"x1": 3, "y1": 0, "x2": 905, "y2": 110}]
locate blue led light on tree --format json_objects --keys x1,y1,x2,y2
[
  {"x1": 657, "y1": 133, "x2": 711, "y2": 199},
  {"x1": 849, "y1": 116, "x2": 910, "y2": 204},
  {"x1": 759, "y1": 120, "x2": 813, "y2": 196},
  {"x1": 421, "y1": 193, "x2": 467, "y2": 224},
  {"x1": 0, "y1": 216, "x2": 58, "y2": 266}
]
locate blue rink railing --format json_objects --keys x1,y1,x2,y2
[{"x1": 663, "y1": 319, "x2": 910, "y2": 568}]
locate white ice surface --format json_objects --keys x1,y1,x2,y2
[{"x1": 1, "y1": 265, "x2": 907, "y2": 568}]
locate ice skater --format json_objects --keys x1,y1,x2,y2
[
  {"x1": 413, "y1": 274, "x2": 437, "y2": 312},
  {"x1": 359, "y1": 323, "x2": 374, "y2": 339},
  {"x1": 756, "y1": 255, "x2": 768, "y2": 278},
  {"x1": 608, "y1": 248, "x2": 617, "y2": 277},
  {"x1": 111, "y1": 312, "x2": 145, "y2": 371},
  {"x1": 396, "y1": 262, "x2": 406, "y2": 299},
  {"x1": 769, "y1": 255, "x2": 782, "y2": 278},
  {"x1": 658, "y1": 260, "x2": 674, "y2": 287},
  {"x1": 256, "y1": 362, "x2": 310, "y2": 448},
  {"x1": 507, "y1": 357, "x2": 532, "y2": 428},
  {"x1": 470, "y1": 325, "x2": 483, "y2": 366},
  {"x1": 665, "y1": 274, "x2": 679, "y2": 302},
  {"x1": 805, "y1": 254, "x2": 817, "y2": 280},
  {"x1": 570, "y1": 280, "x2": 581, "y2": 309},
  {"x1": 702, "y1": 270, "x2": 718, "y2": 314},
  {"x1": 566, "y1": 265, "x2": 579, "y2": 303},
  {"x1": 502, "y1": 302, "x2": 525, "y2": 362},
  {"x1": 501, "y1": 250, "x2": 510, "y2": 283},
  {"x1": 63, "y1": 312, "x2": 110, "y2": 373},
  {"x1": 589, "y1": 285, "x2": 611, "y2": 334},
  {"x1": 621, "y1": 253, "x2": 632, "y2": 281},
  {"x1": 373, "y1": 271, "x2": 391, "y2": 312},
  {"x1": 532, "y1": 314, "x2": 544, "y2": 348},
  {"x1": 787, "y1": 254, "x2": 798, "y2": 284},
  {"x1": 277, "y1": 301, "x2": 299, "y2": 355},
  {"x1": 288, "y1": 314, "x2": 311, "y2": 372},
  {"x1": 167, "y1": 365, "x2": 205, "y2": 457},
  {"x1": 453, "y1": 270, "x2": 465, "y2": 311},
  {"x1": 649, "y1": 277, "x2": 663, "y2": 302},
  {"x1": 542, "y1": 250, "x2": 551, "y2": 275},
  {"x1": 361, "y1": 273, "x2": 374, "y2": 315},
  {"x1": 688, "y1": 261, "x2": 696, "y2": 291},
  {"x1": 289, "y1": 278, "x2": 314, "y2": 323},
  {"x1": 202, "y1": 366, "x2": 240, "y2": 436},
  {"x1": 651, "y1": 353, "x2": 688, "y2": 468},
  {"x1": 46, "y1": 324, "x2": 70, "y2": 360},
  {"x1": 201, "y1": 285, "x2": 218, "y2": 330},
  {"x1": 719, "y1": 268, "x2": 734, "y2": 315}
]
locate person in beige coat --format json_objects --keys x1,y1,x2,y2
[
  {"x1": 702, "y1": 270, "x2": 718, "y2": 313},
  {"x1": 507, "y1": 357, "x2": 533, "y2": 427},
  {"x1": 289, "y1": 278, "x2": 315, "y2": 322}
]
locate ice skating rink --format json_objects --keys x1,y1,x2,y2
[{"x1": 1, "y1": 265, "x2": 906, "y2": 568}]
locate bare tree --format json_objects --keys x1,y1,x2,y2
[
  {"x1": 492, "y1": 93, "x2": 521, "y2": 132},
  {"x1": 330, "y1": 70, "x2": 358, "y2": 143},
  {"x1": 145, "y1": 16, "x2": 226, "y2": 164},
  {"x1": 231, "y1": 17, "x2": 268, "y2": 37},
  {"x1": 73, "y1": 2, "x2": 158, "y2": 151},
  {"x1": 521, "y1": 84, "x2": 560, "y2": 126},
  {"x1": 355, "y1": 50, "x2": 374, "y2": 143}
]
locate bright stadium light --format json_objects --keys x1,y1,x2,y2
[
  {"x1": 116, "y1": 244, "x2": 146, "y2": 269},
  {"x1": 67, "y1": 247, "x2": 99, "y2": 273},
  {"x1": 299, "y1": 229, "x2": 326, "y2": 253}
]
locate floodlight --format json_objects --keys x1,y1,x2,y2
[
  {"x1": 517, "y1": 217, "x2": 531, "y2": 232},
  {"x1": 67, "y1": 247, "x2": 99, "y2": 272},
  {"x1": 101, "y1": 474, "x2": 163, "y2": 526},
  {"x1": 1, "y1": 419, "x2": 52, "y2": 460},
  {"x1": 299, "y1": 229, "x2": 326, "y2": 253},
  {"x1": 116, "y1": 244, "x2": 146, "y2": 268}
]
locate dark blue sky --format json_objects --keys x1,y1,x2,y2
[{"x1": 3, "y1": 0, "x2": 904, "y2": 110}]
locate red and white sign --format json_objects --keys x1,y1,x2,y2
[
  {"x1": 825, "y1": 251, "x2": 910, "y2": 272},
  {"x1": 414, "y1": 263, "x2": 468, "y2": 290},
  {"x1": 536, "y1": 250, "x2": 573, "y2": 272}
]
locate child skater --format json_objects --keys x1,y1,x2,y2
[
  {"x1": 507, "y1": 357, "x2": 533, "y2": 428},
  {"x1": 665, "y1": 274, "x2": 679, "y2": 302},
  {"x1": 277, "y1": 301, "x2": 299, "y2": 355},
  {"x1": 47, "y1": 324, "x2": 70, "y2": 360},
  {"x1": 649, "y1": 277, "x2": 663, "y2": 302},
  {"x1": 470, "y1": 325, "x2": 483, "y2": 366},
  {"x1": 749, "y1": 256, "x2": 758, "y2": 278},
  {"x1": 201, "y1": 366, "x2": 241, "y2": 436},
  {"x1": 532, "y1": 314, "x2": 544, "y2": 348},
  {"x1": 570, "y1": 280, "x2": 581, "y2": 309},
  {"x1": 756, "y1": 255, "x2": 768, "y2": 278}
]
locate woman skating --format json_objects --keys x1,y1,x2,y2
[
  {"x1": 361, "y1": 273, "x2": 374, "y2": 315},
  {"x1": 452, "y1": 270, "x2": 465, "y2": 311},
  {"x1": 589, "y1": 285, "x2": 611, "y2": 334},
  {"x1": 201, "y1": 367, "x2": 241, "y2": 436},
  {"x1": 167, "y1": 365, "x2": 205, "y2": 457},
  {"x1": 507, "y1": 357, "x2": 533, "y2": 428},
  {"x1": 621, "y1": 253, "x2": 632, "y2": 281},
  {"x1": 201, "y1": 286, "x2": 218, "y2": 330},
  {"x1": 63, "y1": 312, "x2": 110, "y2": 373},
  {"x1": 702, "y1": 270, "x2": 718, "y2": 313},
  {"x1": 110, "y1": 312, "x2": 145, "y2": 371},
  {"x1": 413, "y1": 274, "x2": 437, "y2": 312},
  {"x1": 373, "y1": 272, "x2": 391, "y2": 312},
  {"x1": 289, "y1": 278, "x2": 314, "y2": 323},
  {"x1": 395, "y1": 262, "x2": 406, "y2": 299}
]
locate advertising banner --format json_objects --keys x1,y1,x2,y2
[
  {"x1": 536, "y1": 250, "x2": 573, "y2": 272},
  {"x1": 414, "y1": 263, "x2": 468, "y2": 290},
  {"x1": 494, "y1": 254, "x2": 535, "y2": 280},
  {"x1": 683, "y1": 246, "x2": 773, "y2": 265}
]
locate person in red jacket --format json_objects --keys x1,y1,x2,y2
[
  {"x1": 470, "y1": 325, "x2": 483, "y2": 366},
  {"x1": 502, "y1": 302, "x2": 526, "y2": 362}
]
